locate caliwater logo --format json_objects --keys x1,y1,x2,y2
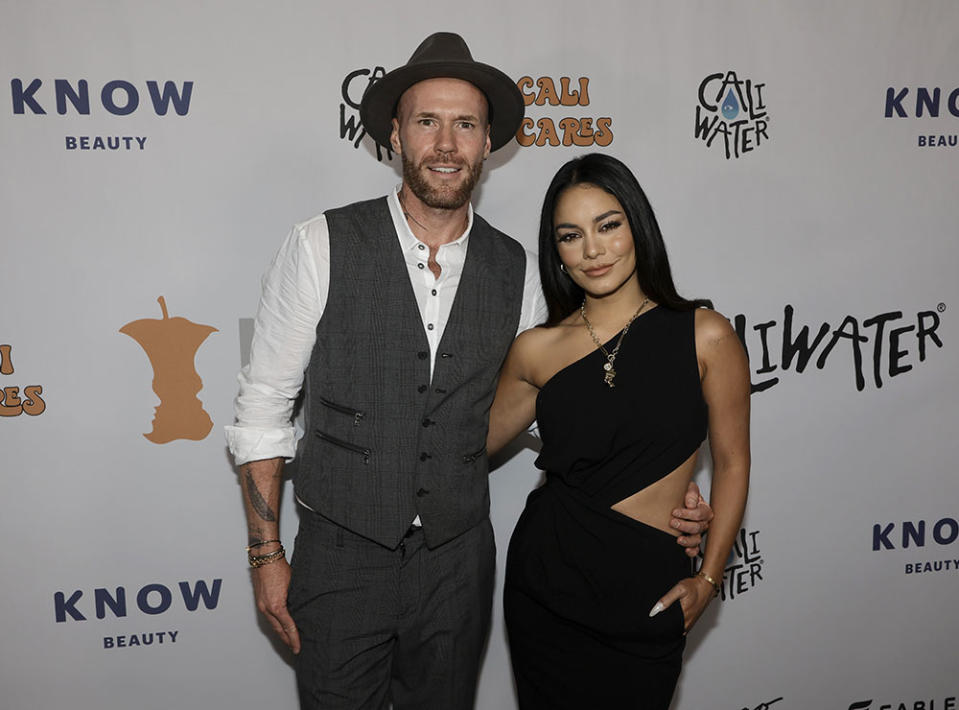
[
  {"x1": 0, "y1": 343, "x2": 46, "y2": 417},
  {"x1": 9, "y1": 78, "x2": 194, "y2": 152},
  {"x1": 515, "y1": 75, "x2": 613, "y2": 148},
  {"x1": 339, "y1": 66, "x2": 395, "y2": 162},
  {"x1": 872, "y1": 516, "x2": 959, "y2": 577},
  {"x1": 54, "y1": 577, "x2": 222, "y2": 650},
  {"x1": 733, "y1": 303, "x2": 945, "y2": 394},
  {"x1": 884, "y1": 86, "x2": 959, "y2": 149},
  {"x1": 713, "y1": 528, "x2": 764, "y2": 601},
  {"x1": 120, "y1": 297, "x2": 217, "y2": 443},
  {"x1": 695, "y1": 71, "x2": 769, "y2": 159}
]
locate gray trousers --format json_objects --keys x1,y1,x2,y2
[{"x1": 288, "y1": 509, "x2": 495, "y2": 710}]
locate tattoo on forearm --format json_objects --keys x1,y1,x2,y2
[
  {"x1": 247, "y1": 521, "x2": 265, "y2": 545},
  {"x1": 244, "y1": 469, "x2": 277, "y2": 522}
]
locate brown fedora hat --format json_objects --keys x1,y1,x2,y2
[{"x1": 359, "y1": 32, "x2": 524, "y2": 152}]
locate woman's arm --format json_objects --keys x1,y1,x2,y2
[
  {"x1": 651, "y1": 309, "x2": 751, "y2": 630},
  {"x1": 487, "y1": 330, "x2": 541, "y2": 457}
]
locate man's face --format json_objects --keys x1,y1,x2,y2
[{"x1": 390, "y1": 77, "x2": 491, "y2": 210}]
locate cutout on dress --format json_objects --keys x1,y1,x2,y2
[{"x1": 609, "y1": 451, "x2": 699, "y2": 535}]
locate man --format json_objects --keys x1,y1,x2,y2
[{"x1": 226, "y1": 32, "x2": 711, "y2": 710}]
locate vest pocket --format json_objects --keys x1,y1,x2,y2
[
  {"x1": 319, "y1": 397, "x2": 365, "y2": 427},
  {"x1": 462, "y1": 446, "x2": 486, "y2": 464},
  {"x1": 315, "y1": 429, "x2": 371, "y2": 464}
]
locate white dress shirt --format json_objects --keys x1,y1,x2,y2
[{"x1": 226, "y1": 187, "x2": 547, "y2": 466}]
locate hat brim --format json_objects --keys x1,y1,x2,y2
[{"x1": 359, "y1": 60, "x2": 524, "y2": 153}]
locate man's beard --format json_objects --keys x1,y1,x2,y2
[{"x1": 402, "y1": 154, "x2": 484, "y2": 210}]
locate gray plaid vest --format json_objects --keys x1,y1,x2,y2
[{"x1": 293, "y1": 197, "x2": 525, "y2": 548}]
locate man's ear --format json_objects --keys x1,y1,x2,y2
[{"x1": 390, "y1": 117, "x2": 402, "y2": 154}]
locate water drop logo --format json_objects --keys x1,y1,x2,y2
[
  {"x1": 694, "y1": 71, "x2": 769, "y2": 159},
  {"x1": 721, "y1": 88, "x2": 739, "y2": 119}
]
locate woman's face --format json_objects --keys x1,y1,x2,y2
[{"x1": 553, "y1": 183, "x2": 638, "y2": 299}]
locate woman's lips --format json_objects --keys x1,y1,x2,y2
[{"x1": 582, "y1": 263, "x2": 614, "y2": 277}]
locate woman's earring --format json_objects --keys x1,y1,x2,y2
[{"x1": 560, "y1": 264, "x2": 568, "y2": 274}]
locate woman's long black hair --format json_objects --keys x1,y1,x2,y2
[{"x1": 538, "y1": 153, "x2": 712, "y2": 326}]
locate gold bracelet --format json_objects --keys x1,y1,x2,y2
[
  {"x1": 249, "y1": 546, "x2": 286, "y2": 568},
  {"x1": 246, "y1": 539, "x2": 281, "y2": 551},
  {"x1": 696, "y1": 571, "x2": 721, "y2": 595}
]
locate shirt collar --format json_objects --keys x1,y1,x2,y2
[{"x1": 387, "y1": 186, "x2": 473, "y2": 253}]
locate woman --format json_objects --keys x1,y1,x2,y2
[{"x1": 488, "y1": 153, "x2": 750, "y2": 709}]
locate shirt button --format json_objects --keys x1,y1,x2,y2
[
  {"x1": 431, "y1": 289, "x2": 437, "y2": 296},
  {"x1": 417, "y1": 351, "x2": 428, "y2": 360},
  {"x1": 418, "y1": 244, "x2": 425, "y2": 251},
  {"x1": 427, "y1": 323, "x2": 434, "y2": 331},
  {"x1": 417, "y1": 262, "x2": 425, "y2": 269}
]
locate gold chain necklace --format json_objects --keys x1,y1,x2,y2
[{"x1": 580, "y1": 297, "x2": 650, "y2": 388}]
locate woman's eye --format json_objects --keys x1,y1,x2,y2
[
  {"x1": 599, "y1": 220, "x2": 621, "y2": 232},
  {"x1": 556, "y1": 232, "x2": 579, "y2": 243}
]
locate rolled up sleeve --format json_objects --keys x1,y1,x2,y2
[{"x1": 225, "y1": 215, "x2": 329, "y2": 465}]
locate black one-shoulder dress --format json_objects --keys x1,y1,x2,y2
[{"x1": 504, "y1": 307, "x2": 707, "y2": 709}]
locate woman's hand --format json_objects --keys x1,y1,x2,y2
[{"x1": 648, "y1": 574, "x2": 718, "y2": 634}]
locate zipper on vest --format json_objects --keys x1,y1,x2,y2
[
  {"x1": 315, "y1": 429, "x2": 371, "y2": 464},
  {"x1": 462, "y1": 446, "x2": 486, "y2": 464},
  {"x1": 319, "y1": 397, "x2": 365, "y2": 427}
]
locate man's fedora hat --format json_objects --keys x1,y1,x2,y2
[{"x1": 360, "y1": 32, "x2": 524, "y2": 152}]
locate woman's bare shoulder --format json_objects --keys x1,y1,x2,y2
[
  {"x1": 694, "y1": 307, "x2": 737, "y2": 346},
  {"x1": 512, "y1": 321, "x2": 572, "y2": 357},
  {"x1": 508, "y1": 319, "x2": 581, "y2": 386},
  {"x1": 694, "y1": 308, "x2": 748, "y2": 380}
]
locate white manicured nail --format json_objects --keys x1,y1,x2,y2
[{"x1": 649, "y1": 602, "x2": 664, "y2": 617}]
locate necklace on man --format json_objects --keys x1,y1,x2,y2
[
  {"x1": 398, "y1": 191, "x2": 431, "y2": 232},
  {"x1": 580, "y1": 296, "x2": 650, "y2": 388}
]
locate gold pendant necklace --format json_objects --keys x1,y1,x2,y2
[{"x1": 580, "y1": 297, "x2": 650, "y2": 388}]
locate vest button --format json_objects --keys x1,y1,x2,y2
[
  {"x1": 417, "y1": 351, "x2": 428, "y2": 360},
  {"x1": 419, "y1": 452, "x2": 431, "y2": 461},
  {"x1": 417, "y1": 488, "x2": 430, "y2": 497},
  {"x1": 421, "y1": 418, "x2": 432, "y2": 427},
  {"x1": 417, "y1": 384, "x2": 427, "y2": 393}
]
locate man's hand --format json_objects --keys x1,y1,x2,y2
[
  {"x1": 252, "y1": 558, "x2": 301, "y2": 654},
  {"x1": 671, "y1": 481, "x2": 714, "y2": 558}
]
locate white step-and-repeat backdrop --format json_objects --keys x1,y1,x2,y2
[{"x1": 2, "y1": 2, "x2": 956, "y2": 708}]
